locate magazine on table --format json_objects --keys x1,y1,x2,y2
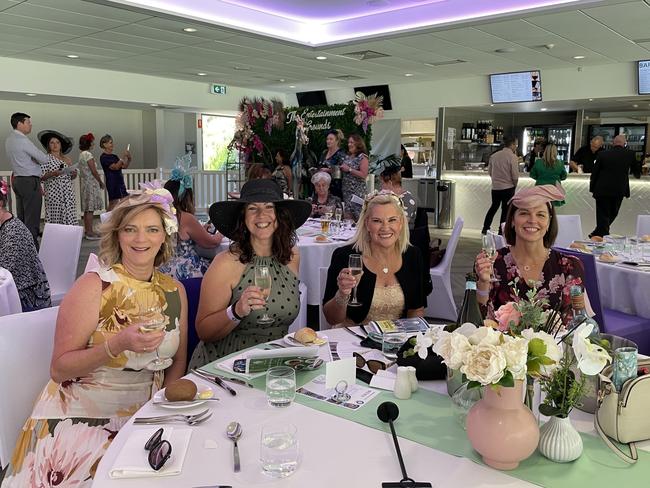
[
  {"x1": 234, "y1": 346, "x2": 320, "y2": 374},
  {"x1": 367, "y1": 317, "x2": 430, "y2": 335}
]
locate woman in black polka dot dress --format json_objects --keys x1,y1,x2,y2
[{"x1": 188, "y1": 179, "x2": 312, "y2": 369}]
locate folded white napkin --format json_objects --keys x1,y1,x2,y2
[{"x1": 109, "y1": 427, "x2": 192, "y2": 479}]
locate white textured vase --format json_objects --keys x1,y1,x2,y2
[{"x1": 538, "y1": 416, "x2": 583, "y2": 463}]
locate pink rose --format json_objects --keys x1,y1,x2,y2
[{"x1": 494, "y1": 302, "x2": 522, "y2": 332}]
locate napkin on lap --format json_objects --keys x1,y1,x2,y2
[{"x1": 109, "y1": 427, "x2": 192, "y2": 479}]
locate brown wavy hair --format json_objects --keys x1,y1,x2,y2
[
  {"x1": 503, "y1": 202, "x2": 558, "y2": 248},
  {"x1": 228, "y1": 204, "x2": 297, "y2": 265},
  {"x1": 347, "y1": 133, "x2": 367, "y2": 156}
]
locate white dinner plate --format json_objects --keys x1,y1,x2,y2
[
  {"x1": 152, "y1": 386, "x2": 213, "y2": 409},
  {"x1": 284, "y1": 331, "x2": 328, "y2": 346}
]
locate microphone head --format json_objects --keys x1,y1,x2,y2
[{"x1": 377, "y1": 401, "x2": 399, "y2": 423}]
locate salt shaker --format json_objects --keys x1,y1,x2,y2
[
  {"x1": 406, "y1": 366, "x2": 418, "y2": 392},
  {"x1": 394, "y1": 366, "x2": 412, "y2": 400}
]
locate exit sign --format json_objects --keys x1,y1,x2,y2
[{"x1": 211, "y1": 84, "x2": 227, "y2": 95}]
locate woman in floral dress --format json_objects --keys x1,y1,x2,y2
[
  {"x1": 341, "y1": 134, "x2": 369, "y2": 221},
  {"x1": 475, "y1": 185, "x2": 585, "y2": 326},
  {"x1": 39, "y1": 131, "x2": 78, "y2": 225},
  {"x1": 78, "y1": 133, "x2": 105, "y2": 239},
  {"x1": 0, "y1": 187, "x2": 188, "y2": 487}
]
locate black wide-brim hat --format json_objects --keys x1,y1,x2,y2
[
  {"x1": 209, "y1": 179, "x2": 311, "y2": 240},
  {"x1": 38, "y1": 130, "x2": 73, "y2": 155}
]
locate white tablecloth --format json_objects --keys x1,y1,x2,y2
[
  {"x1": 0, "y1": 267, "x2": 21, "y2": 317},
  {"x1": 92, "y1": 328, "x2": 536, "y2": 488},
  {"x1": 596, "y1": 261, "x2": 650, "y2": 318},
  {"x1": 199, "y1": 220, "x2": 354, "y2": 306}
]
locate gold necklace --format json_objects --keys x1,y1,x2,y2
[{"x1": 517, "y1": 249, "x2": 550, "y2": 272}]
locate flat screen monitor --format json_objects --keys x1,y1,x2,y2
[
  {"x1": 296, "y1": 90, "x2": 327, "y2": 107},
  {"x1": 638, "y1": 60, "x2": 650, "y2": 95},
  {"x1": 490, "y1": 70, "x2": 542, "y2": 104},
  {"x1": 353, "y1": 84, "x2": 392, "y2": 110}
]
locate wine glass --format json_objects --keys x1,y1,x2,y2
[
  {"x1": 255, "y1": 265, "x2": 274, "y2": 325},
  {"x1": 136, "y1": 303, "x2": 172, "y2": 371},
  {"x1": 347, "y1": 254, "x2": 363, "y2": 307},
  {"x1": 482, "y1": 231, "x2": 499, "y2": 282}
]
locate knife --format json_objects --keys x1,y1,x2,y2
[
  {"x1": 191, "y1": 369, "x2": 238, "y2": 395},
  {"x1": 191, "y1": 368, "x2": 253, "y2": 388}
]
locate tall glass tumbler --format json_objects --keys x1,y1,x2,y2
[{"x1": 612, "y1": 346, "x2": 638, "y2": 392}]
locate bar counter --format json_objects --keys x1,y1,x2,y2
[{"x1": 442, "y1": 171, "x2": 650, "y2": 236}]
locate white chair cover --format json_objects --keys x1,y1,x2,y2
[
  {"x1": 39, "y1": 223, "x2": 84, "y2": 305},
  {"x1": 636, "y1": 215, "x2": 650, "y2": 237},
  {"x1": 319, "y1": 267, "x2": 329, "y2": 330},
  {"x1": 288, "y1": 282, "x2": 308, "y2": 333},
  {"x1": 0, "y1": 306, "x2": 58, "y2": 467},
  {"x1": 426, "y1": 217, "x2": 464, "y2": 321},
  {"x1": 555, "y1": 215, "x2": 583, "y2": 249},
  {"x1": 0, "y1": 267, "x2": 22, "y2": 317}
]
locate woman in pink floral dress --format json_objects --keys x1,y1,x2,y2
[
  {"x1": 475, "y1": 185, "x2": 585, "y2": 326},
  {"x1": 0, "y1": 186, "x2": 188, "y2": 487}
]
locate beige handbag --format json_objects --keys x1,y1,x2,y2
[{"x1": 594, "y1": 358, "x2": 650, "y2": 463}]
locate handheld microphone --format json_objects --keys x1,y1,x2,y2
[{"x1": 377, "y1": 402, "x2": 432, "y2": 488}]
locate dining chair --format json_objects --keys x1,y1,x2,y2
[
  {"x1": 636, "y1": 215, "x2": 650, "y2": 237},
  {"x1": 39, "y1": 223, "x2": 84, "y2": 305},
  {"x1": 426, "y1": 217, "x2": 464, "y2": 322},
  {"x1": 319, "y1": 266, "x2": 330, "y2": 330},
  {"x1": 0, "y1": 306, "x2": 59, "y2": 468},
  {"x1": 179, "y1": 277, "x2": 202, "y2": 364},
  {"x1": 555, "y1": 215, "x2": 583, "y2": 249},
  {"x1": 288, "y1": 282, "x2": 307, "y2": 333}
]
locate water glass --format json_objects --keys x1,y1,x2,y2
[
  {"x1": 382, "y1": 332, "x2": 407, "y2": 360},
  {"x1": 630, "y1": 243, "x2": 643, "y2": 262},
  {"x1": 265, "y1": 366, "x2": 296, "y2": 407},
  {"x1": 642, "y1": 243, "x2": 650, "y2": 262},
  {"x1": 260, "y1": 423, "x2": 299, "y2": 478},
  {"x1": 612, "y1": 346, "x2": 638, "y2": 392}
]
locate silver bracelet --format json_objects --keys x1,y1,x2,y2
[
  {"x1": 334, "y1": 291, "x2": 350, "y2": 306},
  {"x1": 225, "y1": 304, "x2": 241, "y2": 324}
]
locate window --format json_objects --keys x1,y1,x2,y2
[{"x1": 201, "y1": 114, "x2": 237, "y2": 170}]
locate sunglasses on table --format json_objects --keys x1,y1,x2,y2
[
  {"x1": 354, "y1": 352, "x2": 394, "y2": 374},
  {"x1": 144, "y1": 428, "x2": 172, "y2": 471}
]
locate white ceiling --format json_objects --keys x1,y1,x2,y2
[{"x1": 0, "y1": 0, "x2": 648, "y2": 95}]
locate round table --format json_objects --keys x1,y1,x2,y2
[
  {"x1": 596, "y1": 261, "x2": 650, "y2": 318},
  {"x1": 0, "y1": 267, "x2": 22, "y2": 316}
]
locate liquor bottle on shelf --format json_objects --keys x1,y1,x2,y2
[{"x1": 447, "y1": 272, "x2": 484, "y2": 331}]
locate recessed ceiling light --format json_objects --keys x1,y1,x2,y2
[
  {"x1": 540, "y1": 108, "x2": 548, "y2": 111},
  {"x1": 183, "y1": 27, "x2": 197, "y2": 32},
  {"x1": 289, "y1": 85, "x2": 296, "y2": 88},
  {"x1": 633, "y1": 104, "x2": 639, "y2": 108},
  {"x1": 490, "y1": 104, "x2": 494, "y2": 107},
  {"x1": 573, "y1": 55, "x2": 586, "y2": 59},
  {"x1": 197, "y1": 72, "x2": 207, "y2": 76},
  {"x1": 316, "y1": 56, "x2": 327, "y2": 60},
  {"x1": 279, "y1": 78, "x2": 285, "y2": 82},
  {"x1": 25, "y1": 93, "x2": 37, "y2": 97},
  {"x1": 588, "y1": 98, "x2": 594, "y2": 101},
  {"x1": 404, "y1": 73, "x2": 414, "y2": 77},
  {"x1": 150, "y1": 103, "x2": 159, "y2": 107},
  {"x1": 66, "y1": 54, "x2": 79, "y2": 59}
]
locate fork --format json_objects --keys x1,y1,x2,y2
[
  {"x1": 133, "y1": 408, "x2": 210, "y2": 423},
  {"x1": 133, "y1": 412, "x2": 213, "y2": 426}
]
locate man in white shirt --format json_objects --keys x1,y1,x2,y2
[
  {"x1": 482, "y1": 136, "x2": 520, "y2": 235},
  {"x1": 5, "y1": 112, "x2": 49, "y2": 244}
]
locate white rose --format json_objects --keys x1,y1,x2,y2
[
  {"x1": 502, "y1": 336, "x2": 529, "y2": 380},
  {"x1": 432, "y1": 331, "x2": 471, "y2": 370},
  {"x1": 521, "y1": 328, "x2": 562, "y2": 374},
  {"x1": 460, "y1": 343, "x2": 507, "y2": 385},
  {"x1": 457, "y1": 322, "x2": 478, "y2": 337},
  {"x1": 469, "y1": 326, "x2": 503, "y2": 346}
]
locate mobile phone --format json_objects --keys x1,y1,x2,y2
[{"x1": 233, "y1": 359, "x2": 246, "y2": 373}]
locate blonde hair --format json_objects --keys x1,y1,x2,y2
[
  {"x1": 350, "y1": 193, "x2": 409, "y2": 256},
  {"x1": 543, "y1": 144, "x2": 558, "y2": 168},
  {"x1": 98, "y1": 198, "x2": 174, "y2": 268}
]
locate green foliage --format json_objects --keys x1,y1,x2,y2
[{"x1": 539, "y1": 353, "x2": 586, "y2": 418}]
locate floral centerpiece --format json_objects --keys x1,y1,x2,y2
[{"x1": 353, "y1": 91, "x2": 384, "y2": 133}]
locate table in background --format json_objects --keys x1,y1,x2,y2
[
  {"x1": 596, "y1": 261, "x2": 650, "y2": 318},
  {"x1": 0, "y1": 267, "x2": 21, "y2": 317}
]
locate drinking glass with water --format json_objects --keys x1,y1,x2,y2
[
  {"x1": 265, "y1": 366, "x2": 296, "y2": 407},
  {"x1": 382, "y1": 331, "x2": 407, "y2": 360},
  {"x1": 260, "y1": 423, "x2": 299, "y2": 478}
]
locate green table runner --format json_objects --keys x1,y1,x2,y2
[{"x1": 201, "y1": 352, "x2": 649, "y2": 488}]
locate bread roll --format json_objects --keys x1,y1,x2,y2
[
  {"x1": 569, "y1": 242, "x2": 586, "y2": 250},
  {"x1": 315, "y1": 234, "x2": 329, "y2": 243},
  {"x1": 165, "y1": 379, "x2": 197, "y2": 402},
  {"x1": 641, "y1": 235, "x2": 650, "y2": 243},
  {"x1": 294, "y1": 327, "x2": 318, "y2": 344},
  {"x1": 590, "y1": 235, "x2": 604, "y2": 242},
  {"x1": 599, "y1": 253, "x2": 617, "y2": 263}
]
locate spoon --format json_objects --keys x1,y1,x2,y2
[{"x1": 226, "y1": 421, "x2": 242, "y2": 472}]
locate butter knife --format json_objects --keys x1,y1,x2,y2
[{"x1": 191, "y1": 369, "x2": 244, "y2": 394}]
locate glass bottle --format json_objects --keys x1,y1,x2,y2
[
  {"x1": 448, "y1": 272, "x2": 484, "y2": 331},
  {"x1": 568, "y1": 285, "x2": 600, "y2": 339}
]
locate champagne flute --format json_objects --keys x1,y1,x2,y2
[
  {"x1": 347, "y1": 254, "x2": 363, "y2": 307},
  {"x1": 137, "y1": 304, "x2": 172, "y2": 371},
  {"x1": 482, "y1": 231, "x2": 498, "y2": 283},
  {"x1": 255, "y1": 265, "x2": 274, "y2": 325}
]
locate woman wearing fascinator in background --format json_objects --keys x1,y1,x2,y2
[
  {"x1": 78, "y1": 132, "x2": 105, "y2": 239},
  {"x1": 158, "y1": 156, "x2": 223, "y2": 280},
  {"x1": 474, "y1": 185, "x2": 585, "y2": 326},
  {"x1": 38, "y1": 129, "x2": 78, "y2": 226},
  {"x1": 0, "y1": 182, "x2": 187, "y2": 487},
  {"x1": 377, "y1": 156, "x2": 418, "y2": 229},
  {"x1": 189, "y1": 179, "x2": 311, "y2": 368}
]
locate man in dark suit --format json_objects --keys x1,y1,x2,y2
[{"x1": 589, "y1": 134, "x2": 641, "y2": 237}]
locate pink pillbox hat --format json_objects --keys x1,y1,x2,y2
[{"x1": 508, "y1": 184, "x2": 565, "y2": 208}]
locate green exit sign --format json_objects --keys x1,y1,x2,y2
[{"x1": 211, "y1": 84, "x2": 227, "y2": 95}]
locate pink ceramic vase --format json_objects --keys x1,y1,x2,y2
[{"x1": 465, "y1": 380, "x2": 540, "y2": 470}]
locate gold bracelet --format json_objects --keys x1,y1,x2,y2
[{"x1": 103, "y1": 339, "x2": 118, "y2": 359}]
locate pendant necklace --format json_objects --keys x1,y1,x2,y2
[{"x1": 519, "y1": 249, "x2": 550, "y2": 272}]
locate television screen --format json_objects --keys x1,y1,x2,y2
[
  {"x1": 638, "y1": 60, "x2": 650, "y2": 95},
  {"x1": 353, "y1": 84, "x2": 392, "y2": 110},
  {"x1": 490, "y1": 70, "x2": 542, "y2": 104},
  {"x1": 296, "y1": 90, "x2": 327, "y2": 107}
]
